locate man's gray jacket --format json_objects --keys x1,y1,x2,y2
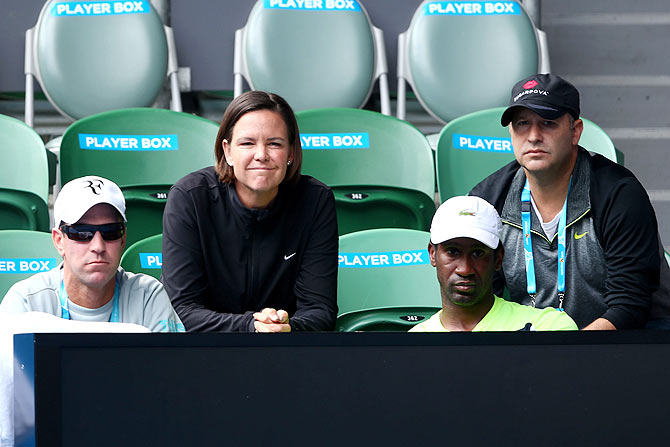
[{"x1": 471, "y1": 147, "x2": 670, "y2": 328}]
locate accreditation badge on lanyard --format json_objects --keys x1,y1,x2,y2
[
  {"x1": 59, "y1": 276, "x2": 121, "y2": 322},
  {"x1": 521, "y1": 178, "x2": 570, "y2": 311}
]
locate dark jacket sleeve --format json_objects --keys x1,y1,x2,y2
[
  {"x1": 290, "y1": 188, "x2": 339, "y2": 331},
  {"x1": 592, "y1": 174, "x2": 661, "y2": 329},
  {"x1": 161, "y1": 185, "x2": 255, "y2": 332}
]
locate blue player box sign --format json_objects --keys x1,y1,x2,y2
[
  {"x1": 264, "y1": 0, "x2": 361, "y2": 11},
  {"x1": 51, "y1": 1, "x2": 150, "y2": 17},
  {"x1": 0, "y1": 258, "x2": 57, "y2": 274},
  {"x1": 301, "y1": 133, "x2": 370, "y2": 150},
  {"x1": 338, "y1": 250, "x2": 429, "y2": 268},
  {"x1": 424, "y1": 1, "x2": 520, "y2": 16},
  {"x1": 452, "y1": 134, "x2": 512, "y2": 153},
  {"x1": 78, "y1": 134, "x2": 179, "y2": 151}
]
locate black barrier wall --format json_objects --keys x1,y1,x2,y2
[{"x1": 13, "y1": 332, "x2": 670, "y2": 446}]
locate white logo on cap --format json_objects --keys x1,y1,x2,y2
[
  {"x1": 513, "y1": 89, "x2": 549, "y2": 102},
  {"x1": 84, "y1": 179, "x2": 104, "y2": 195}
]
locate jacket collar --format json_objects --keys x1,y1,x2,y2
[
  {"x1": 501, "y1": 147, "x2": 592, "y2": 229},
  {"x1": 224, "y1": 181, "x2": 287, "y2": 223}
]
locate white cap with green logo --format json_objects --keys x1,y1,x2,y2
[{"x1": 430, "y1": 196, "x2": 502, "y2": 249}]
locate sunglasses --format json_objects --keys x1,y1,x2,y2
[{"x1": 60, "y1": 222, "x2": 126, "y2": 242}]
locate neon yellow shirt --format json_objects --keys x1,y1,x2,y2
[{"x1": 409, "y1": 296, "x2": 578, "y2": 332}]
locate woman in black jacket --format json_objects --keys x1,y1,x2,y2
[{"x1": 161, "y1": 91, "x2": 338, "y2": 332}]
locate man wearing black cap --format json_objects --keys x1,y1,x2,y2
[{"x1": 471, "y1": 73, "x2": 670, "y2": 329}]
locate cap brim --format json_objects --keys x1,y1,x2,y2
[
  {"x1": 500, "y1": 103, "x2": 565, "y2": 126},
  {"x1": 431, "y1": 227, "x2": 500, "y2": 250},
  {"x1": 57, "y1": 200, "x2": 127, "y2": 226}
]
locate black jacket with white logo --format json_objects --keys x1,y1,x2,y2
[
  {"x1": 162, "y1": 167, "x2": 338, "y2": 332},
  {"x1": 471, "y1": 147, "x2": 670, "y2": 328}
]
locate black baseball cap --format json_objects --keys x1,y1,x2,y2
[{"x1": 500, "y1": 73, "x2": 580, "y2": 126}]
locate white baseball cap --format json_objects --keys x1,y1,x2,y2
[
  {"x1": 430, "y1": 196, "x2": 502, "y2": 249},
  {"x1": 54, "y1": 176, "x2": 126, "y2": 227}
]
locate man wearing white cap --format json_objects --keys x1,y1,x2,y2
[
  {"x1": 0, "y1": 176, "x2": 184, "y2": 332},
  {"x1": 410, "y1": 196, "x2": 576, "y2": 332}
]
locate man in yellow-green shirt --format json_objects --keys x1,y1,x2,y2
[{"x1": 410, "y1": 196, "x2": 576, "y2": 332}]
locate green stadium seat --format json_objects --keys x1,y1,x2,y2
[
  {"x1": 120, "y1": 233, "x2": 163, "y2": 280},
  {"x1": 24, "y1": 0, "x2": 181, "y2": 127},
  {"x1": 234, "y1": 0, "x2": 390, "y2": 114},
  {"x1": 436, "y1": 106, "x2": 621, "y2": 202},
  {"x1": 396, "y1": 0, "x2": 549, "y2": 123},
  {"x1": 0, "y1": 114, "x2": 50, "y2": 231},
  {"x1": 0, "y1": 230, "x2": 61, "y2": 301},
  {"x1": 59, "y1": 108, "x2": 219, "y2": 247},
  {"x1": 579, "y1": 117, "x2": 623, "y2": 165},
  {"x1": 337, "y1": 228, "x2": 441, "y2": 331},
  {"x1": 296, "y1": 108, "x2": 436, "y2": 235}
]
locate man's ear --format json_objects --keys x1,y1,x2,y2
[
  {"x1": 572, "y1": 118, "x2": 584, "y2": 146},
  {"x1": 428, "y1": 243, "x2": 437, "y2": 267},
  {"x1": 495, "y1": 245, "x2": 504, "y2": 271},
  {"x1": 52, "y1": 228, "x2": 66, "y2": 257}
]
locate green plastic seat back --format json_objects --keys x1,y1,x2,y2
[
  {"x1": 296, "y1": 108, "x2": 436, "y2": 234},
  {"x1": 0, "y1": 230, "x2": 61, "y2": 301},
  {"x1": 436, "y1": 107, "x2": 619, "y2": 202},
  {"x1": 580, "y1": 118, "x2": 618, "y2": 163},
  {"x1": 436, "y1": 107, "x2": 515, "y2": 201},
  {"x1": 407, "y1": 0, "x2": 539, "y2": 122},
  {"x1": 337, "y1": 229, "x2": 441, "y2": 331},
  {"x1": 243, "y1": 0, "x2": 375, "y2": 111},
  {"x1": 0, "y1": 115, "x2": 50, "y2": 231},
  {"x1": 120, "y1": 233, "x2": 163, "y2": 280},
  {"x1": 35, "y1": 0, "x2": 168, "y2": 120},
  {"x1": 60, "y1": 108, "x2": 219, "y2": 246},
  {"x1": 665, "y1": 251, "x2": 670, "y2": 268}
]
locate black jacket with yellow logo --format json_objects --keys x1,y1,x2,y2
[{"x1": 471, "y1": 147, "x2": 670, "y2": 329}]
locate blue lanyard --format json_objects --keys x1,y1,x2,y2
[
  {"x1": 521, "y1": 179, "x2": 569, "y2": 311},
  {"x1": 59, "y1": 276, "x2": 120, "y2": 322}
]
